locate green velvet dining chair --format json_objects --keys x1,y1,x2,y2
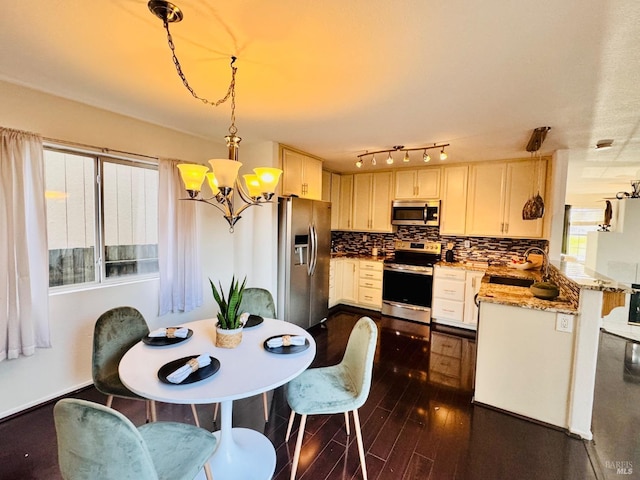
[
  {"x1": 284, "y1": 316, "x2": 378, "y2": 480},
  {"x1": 92, "y1": 306, "x2": 156, "y2": 421},
  {"x1": 213, "y1": 287, "x2": 277, "y2": 423},
  {"x1": 92, "y1": 306, "x2": 202, "y2": 426},
  {"x1": 54, "y1": 398, "x2": 217, "y2": 480}
]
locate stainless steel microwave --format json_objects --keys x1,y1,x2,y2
[{"x1": 391, "y1": 200, "x2": 440, "y2": 226}]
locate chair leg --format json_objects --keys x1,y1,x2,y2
[
  {"x1": 149, "y1": 400, "x2": 157, "y2": 422},
  {"x1": 285, "y1": 410, "x2": 296, "y2": 442},
  {"x1": 213, "y1": 403, "x2": 219, "y2": 423},
  {"x1": 352, "y1": 409, "x2": 368, "y2": 480},
  {"x1": 344, "y1": 411, "x2": 350, "y2": 436},
  {"x1": 204, "y1": 462, "x2": 213, "y2": 480},
  {"x1": 290, "y1": 414, "x2": 307, "y2": 480},
  {"x1": 191, "y1": 404, "x2": 200, "y2": 427},
  {"x1": 105, "y1": 395, "x2": 113, "y2": 408},
  {"x1": 263, "y1": 392, "x2": 269, "y2": 422}
]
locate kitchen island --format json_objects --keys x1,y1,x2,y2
[{"x1": 474, "y1": 261, "x2": 635, "y2": 439}]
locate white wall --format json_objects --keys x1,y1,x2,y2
[{"x1": 0, "y1": 81, "x2": 278, "y2": 418}]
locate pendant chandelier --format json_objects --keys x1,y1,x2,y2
[{"x1": 149, "y1": 1, "x2": 282, "y2": 232}]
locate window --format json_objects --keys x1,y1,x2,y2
[
  {"x1": 45, "y1": 148, "x2": 159, "y2": 288},
  {"x1": 563, "y1": 206, "x2": 602, "y2": 262}
]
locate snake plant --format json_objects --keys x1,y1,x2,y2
[{"x1": 209, "y1": 275, "x2": 247, "y2": 329}]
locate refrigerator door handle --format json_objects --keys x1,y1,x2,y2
[
  {"x1": 309, "y1": 224, "x2": 318, "y2": 276},
  {"x1": 307, "y1": 224, "x2": 314, "y2": 275}
]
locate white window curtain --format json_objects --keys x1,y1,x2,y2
[
  {"x1": 158, "y1": 159, "x2": 203, "y2": 315},
  {"x1": 0, "y1": 127, "x2": 50, "y2": 361}
]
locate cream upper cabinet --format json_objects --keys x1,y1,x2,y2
[
  {"x1": 394, "y1": 168, "x2": 440, "y2": 199},
  {"x1": 503, "y1": 159, "x2": 546, "y2": 238},
  {"x1": 329, "y1": 173, "x2": 341, "y2": 230},
  {"x1": 439, "y1": 165, "x2": 468, "y2": 235},
  {"x1": 321, "y1": 170, "x2": 331, "y2": 202},
  {"x1": 465, "y1": 162, "x2": 507, "y2": 236},
  {"x1": 352, "y1": 172, "x2": 393, "y2": 232},
  {"x1": 337, "y1": 174, "x2": 353, "y2": 230},
  {"x1": 280, "y1": 147, "x2": 323, "y2": 200},
  {"x1": 466, "y1": 159, "x2": 546, "y2": 238}
]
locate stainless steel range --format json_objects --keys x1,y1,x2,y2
[{"x1": 381, "y1": 240, "x2": 441, "y2": 324}]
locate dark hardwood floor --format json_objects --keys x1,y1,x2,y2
[{"x1": 0, "y1": 308, "x2": 603, "y2": 480}]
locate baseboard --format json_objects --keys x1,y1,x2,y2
[{"x1": 0, "y1": 381, "x2": 94, "y2": 422}]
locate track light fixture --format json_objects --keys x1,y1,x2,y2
[{"x1": 356, "y1": 143, "x2": 449, "y2": 168}]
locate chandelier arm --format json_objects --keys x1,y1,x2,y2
[
  {"x1": 161, "y1": 18, "x2": 237, "y2": 108},
  {"x1": 184, "y1": 197, "x2": 231, "y2": 216}
]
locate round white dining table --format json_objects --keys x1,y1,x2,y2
[{"x1": 119, "y1": 317, "x2": 316, "y2": 480}]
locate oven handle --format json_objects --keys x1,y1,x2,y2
[
  {"x1": 383, "y1": 265, "x2": 433, "y2": 276},
  {"x1": 382, "y1": 301, "x2": 431, "y2": 312}
]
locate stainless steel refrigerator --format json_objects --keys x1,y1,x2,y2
[{"x1": 277, "y1": 197, "x2": 331, "y2": 329}]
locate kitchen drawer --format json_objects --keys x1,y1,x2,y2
[
  {"x1": 358, "y1": 286, "x2": 382, "y2": 306},
  {"x1": 360, "y1": 260, "x2": 383, "y2": 272},
  {"x1": 359, "y1": 269, "x2": 382, "y2": 281},
  {"x1": 359, "y1": 277, "x2": 381, "y2": 289},
  {"x1": 432, "y1": 298, "x2": 464, "y2": 323},
  {"x1": 429, "y1": 370, "x2": 462, "y2": 389},
  {"x1": 431, "y1": 332, "x2": 463, "y2": 357},
  {"x1": 433, "y1": 278, "x2": 465, "y2": 301},
  {"x1": 434, "y1": 267, "x2": 466, "y2": 281},
  {"x1": 430, "y1": 352, "x2": 462, "y2": 377}
]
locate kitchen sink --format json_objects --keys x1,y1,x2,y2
[{"x1": 488, "y1": 275, "x2": 535, "y2": 287}]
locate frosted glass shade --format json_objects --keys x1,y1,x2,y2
[
  {"x1": 253, "y1": 167, "x2": 283, "y2": 193},
  {"x1": 208, "y1": 159, "x2": 242, "y2": 188},
  {"x1": 205, "y1": 172, "x2": 219, "y2": 193},
  {"x1": 243, "y1": 174, "x2": 262, "y2": 197},
  {"x1": 177, "y1": 164, "x2": 209, "y2": 192}
]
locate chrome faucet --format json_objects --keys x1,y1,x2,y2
[{"x1": 524, "y1": 246, "x2": 549, "y2": 280}]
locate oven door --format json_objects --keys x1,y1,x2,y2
[{"x1": 382, "y1": 265, "x2": 433, "y2": 323}]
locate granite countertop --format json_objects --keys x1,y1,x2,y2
[
  {"x1": 552, "y1": 260, "x2": 638, "y2": 294},
  {"x1": 477, "y1": 266, "x2": 577, "y2": 314}
]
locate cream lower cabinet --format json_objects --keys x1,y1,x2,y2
[
  {"x1": 394, "y1": 168, "x2": 440, "y2": 199},
  {"x1": 357, "y1": 260, "x2": 383, "y2": 309},
  {"x1": 466, "y1": 159, "x2": 546, "y2": 238},
  {"x1": 341, "y1": 258, "x2": 359, "y2": 304},
  {"x1": 329, "y1": 258, "x2": 338, "y2": 308},
  {"x1": 332, "y1": 258, "x2": 383, "y2": 311},
  {"x1": 432, "y1": 266, "x2": 484, "y2": 330},
  {"x1": 352, "y1": 172, "x2": 393, "y2": 232}
]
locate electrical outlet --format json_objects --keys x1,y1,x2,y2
[
  {"x1": 556, "y1": 314, "x2": 574, "y2": 333},
  {"x1": 464, "y1": 240, "x2": 471, "y2": 248}
]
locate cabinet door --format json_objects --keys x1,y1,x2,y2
[
  {"x1": 341, "y1": 259, "x2": 359, "y2": 302},
  {"x1": 440, "y1": 165, "x2": 469, "y2": 235},
  {"x1": 329, "y1": 259, "x2": 336, "y2": 307},
  {"x1": 370, "y1": 172, "x2": 393, "y2": 231},
  {"x1": 303, "y1": 156, "x2": 323, "y2": 200},
  {"x1": 330, "y1": 173, "x2": 341, "y2": 230},
  {"x1": 321, "y1": 170, "x2": 331, "y2": 202},
  {"x1": 394, "y1": 170, "x2": 417, "y2": 199},
  {"x1": 337, "y1": 174, "x2": 353, "y2": 230},
  {"x1": 466, "y1": 163, "x2": 507, "y2": 236},
  {"x1": 352, "y1": 174, "x2": 373, "y2": 231},
  {"x1": 281, "y1": 149, "x2": 305, "y2": 197},
  {"x1": 416, "y1": 168, "x2": 440, "y2": 198},
  {"x1": 503, "y1": 159, "x2": 546, "y2": 238},
  {"x1": 463, "y1": 271, "x2": 484, "y2": 326},
  {"x1": 333, "y1": 259, "x2": 344, "y2": 303}
]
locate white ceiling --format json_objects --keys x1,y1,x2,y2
[{"x1": 1, "y1": 0, "x2": 639, "y2": 206}]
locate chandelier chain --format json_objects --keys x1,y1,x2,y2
[{"x1": 162, "y1": 19, "x2": 238, "y2": 134}]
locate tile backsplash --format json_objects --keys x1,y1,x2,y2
[{"x1": 332, "y1": 227, "x2": 548, "y2": 265}]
